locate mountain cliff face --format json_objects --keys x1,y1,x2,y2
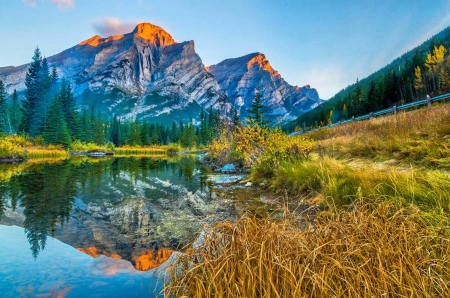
[
  {"x1": 0, "y1": 23, "x2": 321, "y2": 124},
  {"x1": 207, "y1": 52, "x2": 322, "y2": 123},
  {"x1": 0, "y1": 23, "x2": 230, "y2": 123}
]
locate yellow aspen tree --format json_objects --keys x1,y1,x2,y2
[{"x1": 414, "y1": 66, "x2": 424, "y2": 90}]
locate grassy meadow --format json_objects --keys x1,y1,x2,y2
[{"x1": 164, "y1": 103, "x2": 450, "y2": 297}]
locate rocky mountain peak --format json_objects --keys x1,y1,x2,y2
[
  {"x1": 246, "y1": 52, "x2": 278, "y2": 75},
  {"x1": 78, "y1": 34, "x2": 125, "y2": 47},
  {"x1": 132, "y1": 23, "x2": 175, "y2": 46}
]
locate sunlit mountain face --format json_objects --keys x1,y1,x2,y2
[{"x1": 0, "y1": 23, "x2": 321, "y2": 126}]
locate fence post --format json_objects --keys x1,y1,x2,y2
[
  {"x1": 426, "y1": 95, "x2": 431, "y2": 108},
  {"x1": 393, "y1": 105, "x2": 397, "y2": 115},
  {"x1": 369, "y1": 112, "x2": 373, "y2": 120}
]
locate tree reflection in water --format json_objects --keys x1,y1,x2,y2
[{"x1": 0, "y1": 156, "x2": 205, "y2": 259}]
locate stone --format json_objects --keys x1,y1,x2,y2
[
  {"x1": 221, "y1": 164, "x2": 236, "y2": 173},
  {"x1": 196, "y1": 152, "x2": 208, "y2": 161}
]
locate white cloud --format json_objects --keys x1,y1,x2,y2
[
  {"x1": 93, "y1": 17, "x2": 144, "y2": 37},
  {"x1": 50, "y1": 0, "x2": 75, "y2": 10}
]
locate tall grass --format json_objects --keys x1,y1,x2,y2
[
  {"x1": 308, "y1": 103, "x2": 450, "y2": 169},
  {"x1": 115, "y1": 143, "x2": 181, "y2": 156},
  {"x1": 115, "y1": 147, "x2": 168, "y2": 155},
  {"x1": 265, "y1": 157, "x2": 450, "y2": 212},
  {"x1": 164, "y1": 201, "x2": 450, "y2": 297},
  {"x1": 0, "y1": 135, "x2": 69, "y2": 160},
  {"x1": 26, "y1": 146, "x2": 69, "y2": 158}
]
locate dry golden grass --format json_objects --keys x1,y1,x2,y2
[
  {"x1": 307, "y1": 103, "x2": 450, "y2": 169},
  {"x1": 164, "y1": 201, "x2": 450, "y2": 298},
  {"x1": 26, "y1": 147, "x2": 69, "y2": 158}
]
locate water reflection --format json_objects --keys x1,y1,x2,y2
[{"x1": 0, "y1": 156, "x2": 205, "y2": 262}]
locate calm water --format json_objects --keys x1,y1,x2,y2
[{"x1": 0, "y1": 156, "x2": 270, "y2": 297}]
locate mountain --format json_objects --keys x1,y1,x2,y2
[
  {"x1": 0, "y1": 23, "x2": 321, "y2": 125},
  {"x1": 0, "y1": 23, "x2": 231, "y2": 123},
  {"x1": 207, "y1": 52, "x2": 323, "y2": 123}
]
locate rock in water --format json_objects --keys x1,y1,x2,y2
[{"x1": 221, "y1": 164, "x2": 236, "y2": 173}]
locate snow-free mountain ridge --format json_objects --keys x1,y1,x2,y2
[{"x1": 0, "y1": 23, "x2": 321, "y2": 124}]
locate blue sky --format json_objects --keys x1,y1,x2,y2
[{"x1": 1, "y1": 0, "x2": 450, "y2": 99}]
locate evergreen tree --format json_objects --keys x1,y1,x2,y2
[
  {"x1": 93, "y1": 112, "x2": 105, "y2": 145},
  {"x1": 59, "y1": 80, "x2": 80, "y2": 139},
  {"x1": 9, "y1": 89, "x2": 22, "y2": 133},
  {"x1": 0, "y1": 80, "x2": 7, "y2": 133},
  {"x1": 247, "y1": 91, "x2": 266, "y2": 126},
  {"x1": 80, "y1": 108, "x2": 88, "y2": 142},
  {"x1": 87, "y1": 106, "x2": 96, "y2": 142},
  {"x1": 20, "y1": 47, "x2": 42, "y2": 135},
  {"x1": 38, "y1": 57, "x2": 52, "y2": 135},
  {"x1": 127, "y1": 119, "x2": 141, "y2": 146},
  {"x1": 140, "y1": 121, "x2": 150, "y2": 146},
  {"x1": 111, "y1": 115, "x2": 120, "y2": 146},
  {"x1": 43, "y1": 97, "x2": 71, "y2": 147}
]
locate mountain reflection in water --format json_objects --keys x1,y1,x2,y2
[{"x1": 0, "y1": 156, "x2": 213, "y2": 270}]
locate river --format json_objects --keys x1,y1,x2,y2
[{"x1": 0, "y1": 156, "x2": 276, "y2": 297}]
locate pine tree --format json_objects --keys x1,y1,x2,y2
[
  {"x1": 0, "y1": 80, "x2": 7, "y2": 133},
  {"x1": 59, "y1": 80, "x2": 80, "y2": 139},
  {"x1": 140, "y1": 121, "x2": 150, "y2": 146},
  {"x1": 93, "y1": 112, "x2": 105, "y2": 145},
  {"x1": 43, "y1": 98, "x2": 71, "y2": 147},
  {"x1": 80, "y1": 108, "x2": 89, "y2": 142},
  {"x1": 38, "y1": 57, "x2": 52, "y2": 135},
  {"x1": 9, "y1": 89, "x2": 22, "y2": 133},
  {"x1": 247, "y1": 90, "x2": 266, "y2": 126},
  {"x1": 111, "y1": 115, "x2": 120, "y2": 146},
  {"x1": 20, "y1": 47, "x2": 42, "y2": 135},
  {"x1": 88, "y1": 106, "x2": 96, "y2": 142}
]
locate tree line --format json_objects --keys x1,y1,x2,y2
[{"x1": 0, "y1": 47, "x2": 242, "y2": 148}]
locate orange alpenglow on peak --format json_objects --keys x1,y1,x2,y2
[
  {"x1": 133, "y1": 23, "x2": 175, "y2": 46},
  {"x1": 78, "y1": 34, "x2": 124, "y2": 47},
  {"x1": 247, "y1": 53, "x2": 279, "y2": 75}
]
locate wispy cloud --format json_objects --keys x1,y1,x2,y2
[
  {"x1": 22, "y1": 0, "x2": 75, "y2": 10},
  {"x1": 93, "y1": 17, "x2": 144, "y2": 37},
  {"x1": 50, "y1": 0, "x2": 75, "y2": 10}
]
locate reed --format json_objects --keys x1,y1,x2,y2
[
  {"x1": 26, "y1": 147, "x2": 69, "y2": 158},
  {"x1": 164, "y1": 201, "x2": 450, "y2": 297},
  {"x1": 115, "y1": 147, "x2": 168, "y2": 155}
]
